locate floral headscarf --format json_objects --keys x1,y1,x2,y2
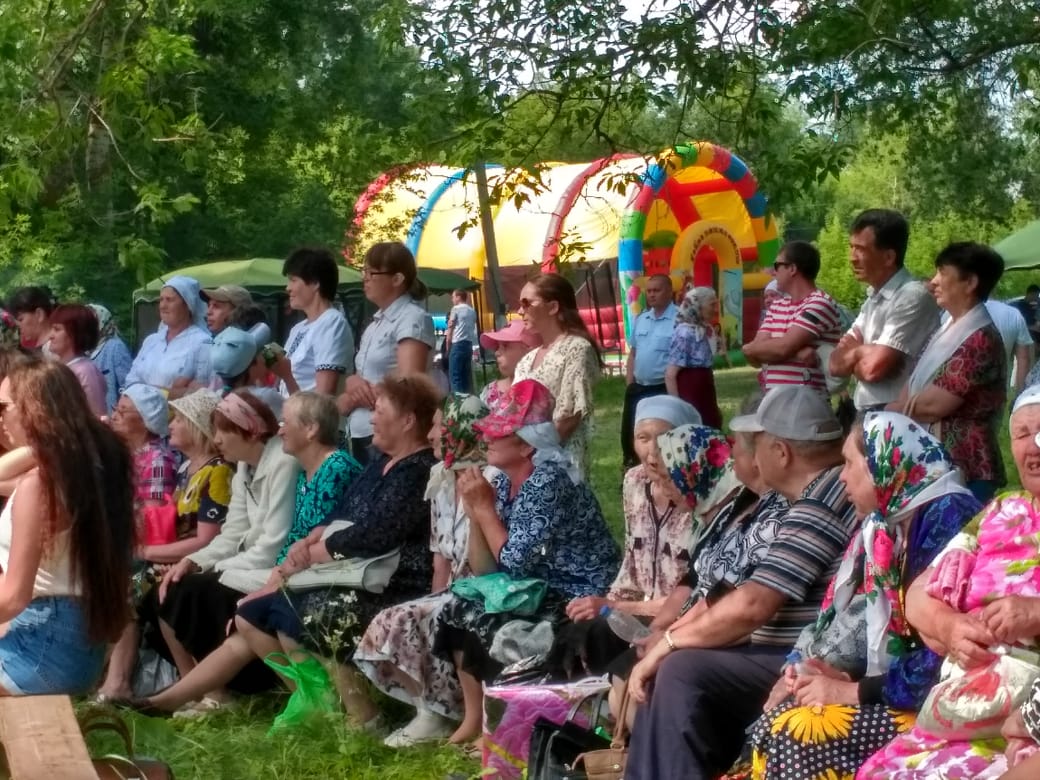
[
  {"x1": 657, "y1": 424, "x2": 742, "y2": 519},
  {"x1": 88, "y1": 303, "x2": 118, "y2": 358},
  {"x1": 808, "y1": 412, "x2": 974, "y2": 676},
  {"x1": 0, "y1": 309, "x2": 19, "y2": 348},
  {"x1": 676, "y1": 286, "x2": 716, "y2": 329},
  {"x1": 426, "y1": 393, "x2": 489, "y2": 500}
]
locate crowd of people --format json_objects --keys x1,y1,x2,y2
[{"x1": 0, "y1": 211, "x2": 1038, "y2": 780}]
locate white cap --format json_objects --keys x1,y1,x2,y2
[{"x1": 730, "y1": 385, "x2": 843, "y2": 442}]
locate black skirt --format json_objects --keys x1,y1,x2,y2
[{"x1": 143, "y1": 571, "x2": 277, "y2": 694}]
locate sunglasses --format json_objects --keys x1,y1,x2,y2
[
  {"x1": 517, "y1": 297, "x2": 543, "y2": 311},
  {"x1": 773, "y1": 261, "x2": 792, "y2": 271}
]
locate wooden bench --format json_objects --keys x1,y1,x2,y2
[{"x1": 0, "y1": 696, "x2": 97, "y2": 779}]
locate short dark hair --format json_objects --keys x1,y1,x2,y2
[
  {"x1": 647, "y1": 274, "x2": 672, "y2": 288},
  {"x1": 1027, "y1": 284, "x2": 1040, "y2": 295},
  {"x1": 453, "y1": 289, "x2": 470, "y2": 302},
  {"x1": 781, "y1": 241, "x2": 821, "y2": 281},
  {"x1": 7, "y1": 286, "x2": 56, "y2": 316},
  {"x1": 378, "y1": 371, "x2": 441, "y2": 438},
  {"x1": 282, "y1": 247, "x2": 339, "y2": 302},
  {"x1": 850, "y1": 209, "x2": 910, "y2": 267},
  {"x1": 231, "y1": 304, "x2": 268, "y2": 331},
  {"x1": 50, "y1": 304, "x2": 100, "y2": 353},
  {"x1": 934, "y1": 242, "x2": 1005, "y2": 302}
]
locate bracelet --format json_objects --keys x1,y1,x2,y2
[{"x1": 664, "y1": 629, "x2": 677, "y2": 652}]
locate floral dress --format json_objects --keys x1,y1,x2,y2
[
  {"x1": 514, "y1": 335, "x2": 600, "y2": 479},
  {"x1": 859, "y1": 492, "x2": 1040, "y2": 779},
  {"x1": 752, "y1": 414, "x2": 980, "y2": 780}
]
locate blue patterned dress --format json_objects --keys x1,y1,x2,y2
[{"x1": 433, "y1": 460, "x2": 620, "y2": 679}]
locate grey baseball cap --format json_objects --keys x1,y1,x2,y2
[{"x1": 729, "y1": 385, "x2": 843, "y2": 442}]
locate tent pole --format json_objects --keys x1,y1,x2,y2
[{"x1": 475, "y1": 162, "x2": 507, "y2": 329}]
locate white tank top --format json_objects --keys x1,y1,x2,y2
[{"x1": 0, "y1": 488, "x2": 79, "y2": 598}]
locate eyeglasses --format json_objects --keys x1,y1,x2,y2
[
  {"x1": 517, "y1": 297, "x2": 543, "y2": 311},
  {"x1": 773, "y1": 261, "x2": 792, "y2": 271},
  {"x1": 362, "y1": 268, "x2": 394, "y2": 280}
]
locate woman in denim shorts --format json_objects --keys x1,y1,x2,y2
[{"x1": 0, "y1": 355, "x2": 134, "y2": 694}]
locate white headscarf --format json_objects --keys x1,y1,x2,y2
[{"x1": 517, "y1": 421, "x2": 581, "y2": 485}]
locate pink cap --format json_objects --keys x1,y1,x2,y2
[{"x1": 479, "y1": 319, "x2": 542, "y2": 350}]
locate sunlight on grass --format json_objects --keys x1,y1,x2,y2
[{"x1": 102, "y1": 366, "x2": 1017, "y2": 778}]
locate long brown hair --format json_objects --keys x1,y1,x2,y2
[
  {"x1": 529, "y1": 273, "x2": 604, "y2": 367},
  {"x1": 7, "y1": 358, "x2": 133, "y2": 642}
]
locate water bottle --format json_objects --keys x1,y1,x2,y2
[{"x1": 600, "y1": 606, "x2": 651, "y2": 643}]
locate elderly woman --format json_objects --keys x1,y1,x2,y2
[
  {"x1": 88, "y1": 304, "x2": 133, "y2": 415},
  {"x1": 48, "y1": 303, "x2": 107, "y2": 416},
  {"x1": 339, "y1": 242, "x2": 435, "y2": 465},
  {"x1": 666, "y1": 286, "x2": 722, "y2": 429},
  {"x1": 269, "y1": 247, "x2": 354, "y2": 397},
  {"x1": 432, "y1": 378, "x2": 620, "y2": 745},
  {"x1": 889, "y1": 242, "x2": 1007, "y2": 503},
  {"x1": 860, "y1": 387, "x2": 1040, "y2": 778},
  {"x1": 513, "y1": 274, "x2": 603, "y2": 479},
  {"x1": 125, "y1": 276, "x2": 213, "y2": 394},
  {"x1": 749, "y1": 413, "x2": 980, "y2": 779},
  {"x1": 146, "y1": 391, "x2": 298, "y2": 704},
  {"x1": 354, "y1": 393, "x2": 491, "y2": 747},
  {"x1": 128, "y1": 374, "x2": 440, "y2": 721},
  {"x1": 97, "y1": 389, "x2": 234, "y2": 701},
  {"x1": 112, "y1": 385, "x2": 178, "y2": 518}
]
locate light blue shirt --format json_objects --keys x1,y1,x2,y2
[
  {"x1": 631, "y1": 303, "x2": 676, "y2": 385},
  {"x1": 125, "y1": 324, "x2": 214, "y2": 390}
]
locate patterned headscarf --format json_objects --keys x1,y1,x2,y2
[
  {"x1": 88, "y1": 304, "x2": 118, "y2": 358},
  {"x1": 676, "y1": 286, "x2": 717, "y2": 329},
  {"x1": 812, "y1": 412, "x2": 975, "y2": 676},
  {"x1": 426, "y1": 393, "x2": 489, "y2": 500},
  {"x1": 657, "y1": 424, "x2": 741, "y2": 519}
]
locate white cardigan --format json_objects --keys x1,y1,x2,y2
[{"x1": 187, "y1": 437, "x2": 300, "y2": 577}]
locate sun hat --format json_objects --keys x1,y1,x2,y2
[
  {"x1": 169, "y1": 389, "x2": 222, "y2": 441},
  {"x1": 473, "y1": 378, "x2": 555, "y2": 440},
  {"x1": 634, "y1": 396, "x2": 701, "y2": 429},
  {"x1": 200, "y1": 285, "x2": 253, "y2": 309},
  {"x1": 479, "y1": 319, "x2": 542, "y2": 350},
  {"x1": 729, "y1": 385, "x2": 843, "y2": 442},
  {"x1": 122, "y1": 384, "x2": 170, "y2": 438},
  {"x1": 210, "y1": 327, "x2": 261, "y2": 379}
]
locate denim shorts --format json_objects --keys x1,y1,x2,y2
[{"x1": 0, "y1": 596, "x2": 105, "y2": 695}]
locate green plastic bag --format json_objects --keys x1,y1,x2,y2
[{"x1": 264, "y1": 652, "x2": 339, "y2": 735}]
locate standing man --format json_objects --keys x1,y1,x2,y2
[
  {"x1": 743, "y1": 241, "x2": 843, "y2": 394},
  {"x1": 622, "y1": 274, "x2": 677, "y2": 467},
  {"x1": 983, "y1": 298, "x2": 1034, "y2": 395},
  {"x1": 445, "y1": 289, "x2": 478, "y2": 392},
  {"x1": 829, "y1": 209, "x2": 940, "y2": 414}
]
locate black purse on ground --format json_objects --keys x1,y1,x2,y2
[{"x1": 526, "y1": 689, "x2": 611, "y2": 780}]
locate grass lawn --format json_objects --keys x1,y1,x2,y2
[{"x1": 98, "y1": 369, "x2": 1016, "y2": 778}]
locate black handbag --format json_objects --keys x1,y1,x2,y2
[{"x1": 526, "y1": 690, "x2": 611, "y2": 780}]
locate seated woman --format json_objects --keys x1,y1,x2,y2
[
  {"x1": 0, "y1": 357, "x2": 134, "y2": 694},
  {"x1": 860, "y1": 388, "x2": 1040, "y2": 778},
  {"x1": 210, "y1": 326, "x2": 285, "y2": 419},
  {"x1": 354, "y1": 393, "x2": 490, "y2": 748},
  {"x1": 48, "y1": 303, "x2": 108, "y2": 416},
  {"x1": 433, "y1": 378, "x2": 621, "y2": 744},
  {"x1": 553, "y1": 396, "x2": 700, "y2": 675},
  {"x1": 131, "y1": 374, "x2": 439, "y2": 720},
  {"x1": 97, "y1": 389, "x2": 233, "y2": 700},
  {"x1": 146, "y1": 391, "x2": 299, "y2": 704},
  {"x1": 111, "y1": 384, "x2": 178, "y2": 518},
  {"x1": 750, "y1": 412, "x2": 980, "y2": 779}
]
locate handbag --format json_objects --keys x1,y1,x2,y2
[
  {"x1": 141, "y1": 499, "x2": 178, "y2": 546},
  {"x1": 916, "y1": 650, "x2": 1040, "y2": 740},
  {"x1": 79, "y1": 706, "x2": 174, "y2": 780},
  {"x1": 572, "y1": 683, "x2": 631, "y2": 780},
  {"x1": 527, "y1": 689, "x2": 611, "y2": 780}
]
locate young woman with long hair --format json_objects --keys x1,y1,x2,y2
[
  {"x1": 513, "y1": 273, "x2": 603, "y2": 479},
  {"x1": 0, "y1": 356, "x2": 134, "y2": 694}
]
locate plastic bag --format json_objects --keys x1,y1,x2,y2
[{"x1": 263, "y1": 652, "x2": 339, "y2": 735}]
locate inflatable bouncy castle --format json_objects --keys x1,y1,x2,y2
[{"x1": 345, "y1": 142, "x2": 779, "y2": 351}]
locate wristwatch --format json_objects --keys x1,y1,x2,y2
[{"x1": 664, "y1": 629, "x2": 677, "y2": 652}]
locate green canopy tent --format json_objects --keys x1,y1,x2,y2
[
  {"x1": 995, "y1": 220, "x2": 1040, "y2": 270},
  {"x1": 132, "y1": 258, "x2": 479, "y2": 349}
]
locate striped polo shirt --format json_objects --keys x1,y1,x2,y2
[
  {"x1": 758, "y1": 289, "x2": 843, "y2": 392},
  {"x1": 749, "y1": 465, "x2": 858, "y2": 647}
]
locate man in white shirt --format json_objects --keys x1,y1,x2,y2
[
  {"x1": 445, "y1": 289, "x2": 478, "y2": 393},
  {"x1": 829, "y1": 209, "x2": 940, "y2": 413},
  {"x1": 984, "y1": 299, "x2": 1034, "y2": 393}
]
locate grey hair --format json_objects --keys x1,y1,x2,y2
[{"x1": 284, "y1": 391, "x2": 340, "y2": 447}]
